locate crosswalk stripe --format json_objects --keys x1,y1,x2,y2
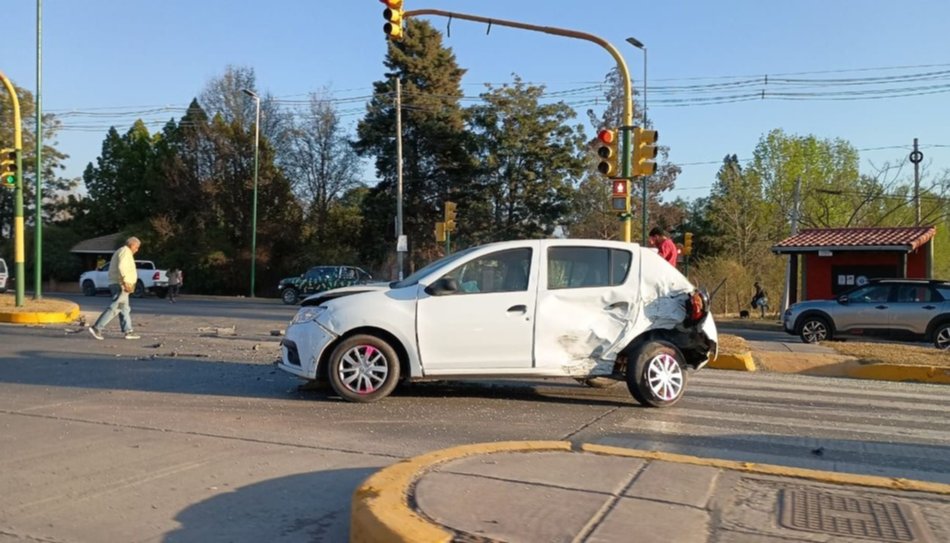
[{"x1": 623, "y1": 407, "x2": 950, "y2": 445}]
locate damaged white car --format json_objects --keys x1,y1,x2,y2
[{"x1": 279, "y1": 239, "x2": 717, "y2": 407}]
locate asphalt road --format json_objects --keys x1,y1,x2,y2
[{"x1": 1, "y1": 295, "x2": 948, "y2": 542}]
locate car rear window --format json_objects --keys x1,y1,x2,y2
[
  {"x1": 0, "y1": 259, "x2": 6, "y2": 274},
  {"x1": 547, "y1": 247, "x2": 631, "y2": 289}
]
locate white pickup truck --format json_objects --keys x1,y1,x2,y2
[{"x1": 79, "y1": 259, "x2": 169, "y2": 298}]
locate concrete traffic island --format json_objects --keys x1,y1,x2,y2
[
  {"x1": 0, "y1": 294, "x2": 80, "y2": 324},
  {"x1": 350, "y1": 441, "x2": 950, "y2": 543}
]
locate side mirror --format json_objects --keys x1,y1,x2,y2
[
  {"x1": 837, "y1": 295, "x2": 849, "y2": 304},
  {"x1": 424, "y1": 277, "x2": 459, "y2": 296}
]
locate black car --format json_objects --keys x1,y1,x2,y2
[{"x1": 277, "y1": 265, "x2": 372, "y2": 305}]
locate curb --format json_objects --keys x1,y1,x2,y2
[
  {"x1": 350, "y1": 441, "x2": 950, "y2": 543},
  {"x1": 351, "y1": 441, "x2": 571, "y2": 543},
  {"x1": 0, "y1": 300, "x2": 80, "y2": 324},
  {"x1": 845, "y1": 364, "x2": 950, "y2": 385},
  {"x1": 708, "y1": 351, "x2": 756, "y2": 371},
  {"x1": 580, "y1": 443, "x2": 950, "y2": 495}
]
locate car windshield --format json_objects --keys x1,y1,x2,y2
[
  {"x1": 390, "y1": 246, "x2": 481, "y2": 289},
  {"x1": 0, "y1": 260, "x2": 6, "y2": 274}
]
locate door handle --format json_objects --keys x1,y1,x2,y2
[
  {"x1": 923, "y1": 305, "x2": 936, "y2": 310},
  {"x1": 875, "y1": 305, "x2": 888, "y2": 310},
  {"x1": 606, "y1": 302, "x2": 628, "y2": 311},
  {"x1": 507, "y1": 304, "x2": 527, "y2": 313}
]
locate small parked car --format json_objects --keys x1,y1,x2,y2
[
  {"x1": 278, "y1": 239, "x2": 718, "y2": 406},
  {"x1": 0, "y1": 257, "x2": 7, "y2": 293},
  {"x1": 277, "y1": 265, "x2": 372, "y2": 305},
  {"x1": 783, "y1": 278, "x2": 950, "y2": 350}
]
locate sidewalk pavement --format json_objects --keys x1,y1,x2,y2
[{"x1": 351, "y1": 441, "x2": 950, "y2": 543}]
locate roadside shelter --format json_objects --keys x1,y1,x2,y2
[
  {"x1": 70, "y1": 233, "x2": 124, "y2": 271},
  {"x1": 772, "y1": 226, "x2": 936, "y2": 302}
]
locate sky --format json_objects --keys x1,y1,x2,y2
[{"x1": 3, "y1": 0, "x2": 949, "y2": 203}]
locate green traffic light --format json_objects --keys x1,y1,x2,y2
[{"x1": 2, "y1": 175, "x2": 14, "y2": 185}]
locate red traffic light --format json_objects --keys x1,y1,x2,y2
[{"x1": 597, "y1": 129, "x2": 615, "y2": 145}]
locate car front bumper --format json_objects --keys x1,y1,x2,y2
[{"x1": 278, "y1": 320, "x2": 337, "y2": 380}]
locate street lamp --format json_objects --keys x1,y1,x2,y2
[
  {"x1": 242, "y1": 88, "x2": 260, "y2": 298},
  {"x1": 626, "y1": 36, "x2": 649, "y2": 245}
]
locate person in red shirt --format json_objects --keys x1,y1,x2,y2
[{"x1": 649, "y1": 227, "x2": 678, "y2": 267}]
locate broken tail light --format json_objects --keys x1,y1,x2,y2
[{"x1": 685, "y1": 289, "x2": 709, "y2": 325}]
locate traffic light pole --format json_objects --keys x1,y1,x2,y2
[
  {"x1": 0, "y1": 71, "x2": 25, "y2": 307},
  {"x1": 403, "y1": 9, "x2": 636, "y2": 241}
]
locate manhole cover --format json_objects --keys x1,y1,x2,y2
[{"x1": 779, "y1": 488, "x2": 932, "y2": 542}]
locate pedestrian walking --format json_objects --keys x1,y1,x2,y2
[
  {"x1": 167, "y1": 268, "x2": 181, "y2": 303},
  {"x1": 751, "y1": 281, "x2": 769, "y2": 318},
  {"x1": 648, "y1": 227, "x2": 678, "y2": 267},
  {"x1": 88, "y1": 237, "x2": 142, "y2": 340}
]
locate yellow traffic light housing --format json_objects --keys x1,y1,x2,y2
[
  {"x1": 596, "y1": 129, "x2": 619, "y2": 178},
  {"x1": 0, "y1": 148, "x2": 16, "y2": 188},
  {"x1": 444, "y1": 201, "x2": 457, "y2": 232},
  {"x1": 435, "y1": 221, "x2": 446, "y2": 242},
  {"x1": 632, "y1": 127, "x2": 659, "y2": 177},
  {"x1": 381, "y1": 0, "x2": 404, "y2": 40},
  {"x1": 683, "y1": 232, "x2": 693, "y2": 255}
]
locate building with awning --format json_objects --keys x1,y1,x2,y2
[
  {"x1": 69, "y1": 233, "x2": 124, "y2": 270},
  {"x1": 772, "y1": 226, "x2": 936, "y2": 301}
]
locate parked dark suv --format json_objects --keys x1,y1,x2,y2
[
  {"x1": 783, "y1": 278, "x2": 950, "y2": 350},
  {"x1": 277, "y1": 265, "x2": 372, "y2": 305}
]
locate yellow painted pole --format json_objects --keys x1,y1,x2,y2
[
  {"x1": 0, "y1": 71, "x2": 25, "y2": 307},
  {"x1": 404, "y1": 9, "x2": 635, "y2": 241}
]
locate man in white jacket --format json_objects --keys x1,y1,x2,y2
[{"x1": 89, "y1": 236, "x2": 142, "y2": 340}]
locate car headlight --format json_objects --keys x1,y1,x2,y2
[{"x1": 291, "y1": 306, "x2": 326, "y2": 325}]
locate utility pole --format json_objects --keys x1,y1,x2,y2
[
  {"x1": 395, "y1": 77, "x2": 405, "y2": 280},
  {"x1": 780, "y1": 176, "x2": 802, "y2": 317},
  {"x1": 910, "y1": 138, "x2": 923, "y2": 226},
  {"x1": 34, "y1": 0, "x2": 44, "y2": 299}
]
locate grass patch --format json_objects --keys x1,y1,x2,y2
[
  {"x1": 718, "y1": 333, "x2": 749, "y2": 355},
  {"x1": 715, "y1": 316, "x2": 783, "y2": 332},
  {"x1": 825, "y1": 341, "x2": 950, "y2": 367},
  {"x1": 0, "y1": 294, "x2": 76, "y2": 313}
]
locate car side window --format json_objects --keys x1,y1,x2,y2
[
  {"x1": 895, "y1": 285, "x2": 934, "y2": 303},
  {"x1": 305, "y1": 268, "x2": 326, "y2": 280},
  {"x1": 547, "y1": 247, "x2": 630, "y2": 289},
  {"x1": 441, "y1": 248, "x2": 532, "y2": 294},
  {"x1": 847, "y1": 285, "x2": 891, "y2": 303},
  {"x1": 936, "y1": 287, "x2": 950, "y2": 302}
]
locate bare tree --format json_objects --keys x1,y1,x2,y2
[{"x1": 285, "y1": 91, "x2": 363, "y2": 240}]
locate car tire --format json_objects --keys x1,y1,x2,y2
[
  {"x1": 934, "y1": 323, "x2": 950, "y2": 351},
  {"x1": 281, "y1": 288, "x2": 299, "y2": 305},
  {"x1": 625, "y1": 340, "x2": 688, "y2": 408},
  {"x1": 327, "y1": 334, "x2": 400, "y2": 403},
  {"x1": 799, "y1": 316, "x2": 831, "y2": 344},
  {"x1": 82, "y1": 280, "x2": 96, "y2": 297},
  {"x1": 132, "y1": 280, "x2": 145, "y2": 298}
]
